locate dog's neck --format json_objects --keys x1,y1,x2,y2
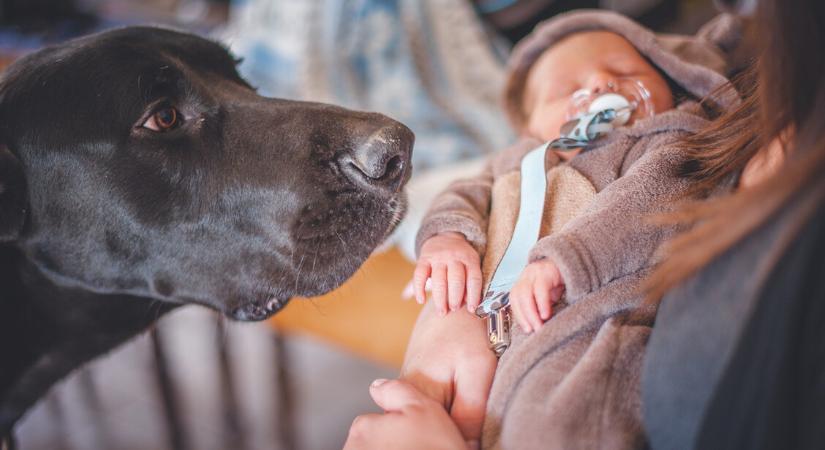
[{"x1": 0, "y1": 245, "x2": 176, "y2": 434}]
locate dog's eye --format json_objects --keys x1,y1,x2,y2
[{"x1": 143, "y1": 106, "x2": 180, "y2": 132}]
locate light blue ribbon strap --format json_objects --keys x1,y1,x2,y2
[{"x1": 476, "y1": 141, "x2": 549, "y2": 316}]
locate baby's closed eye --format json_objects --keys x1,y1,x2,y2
[{"x1": 604, "y1": 55, "x2": 654, "y2": 77}]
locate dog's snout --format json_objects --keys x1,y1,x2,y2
[{"x1": 340, "y1": 122, "x2": 413, "y2": 193}]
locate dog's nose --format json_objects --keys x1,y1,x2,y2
[{"x1": 339, "y1": 122, "x2": 414, "y2": 194}]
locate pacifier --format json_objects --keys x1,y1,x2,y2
[
  {"x1": 550, "y1": 78, "x2": 654, "y2": 151},
  {"x1": 566, "y1": 78, "x2": 654, "y2": 125}
]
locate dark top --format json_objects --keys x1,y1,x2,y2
[
  {"x1": 696, "y1": 199, "x2": 825, "y2": 449},
  {"x1": 642, "y1": 187, "x2": 825, "y2": 450}
]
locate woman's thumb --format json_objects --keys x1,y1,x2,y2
[{"x1": 369, "y1": 378, "x2": 427, "y2": 412}]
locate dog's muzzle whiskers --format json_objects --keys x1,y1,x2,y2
[{"x1": 292, "y1": 253, "x2": 307, "y2": 294}]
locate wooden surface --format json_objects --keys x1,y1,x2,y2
[{"x1": 268, "y1": 247, "x2": 422, "y2": 369}]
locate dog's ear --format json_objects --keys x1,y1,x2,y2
[{"x1": 0, "y1": 144, "x2": 27, "y2": 241}]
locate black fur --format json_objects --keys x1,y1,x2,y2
[{"x1": 0, "y1": 26, "x2": 413, "y2": 433}]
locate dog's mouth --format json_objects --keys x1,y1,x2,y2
[
  {"x1": 385, "y1": 195, "x2": 407, "y2": 236},
  {"x1": 292, "y1": 189, "x2": 405, "y2": 245},
  {"x1": 215, "y1": 189, "x2": 406, "y2": 323},
  {"x1": 278, "y1": 190, "x2": 406, "y2": 293},
  {"x1": 224, "y1": 170, "x2": 408, "y2": 323},
  {"x1": 230, "y1": 295, "x2": 291, "y2": 321}
]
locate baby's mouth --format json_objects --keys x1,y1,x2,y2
[
  {"x1": 549, "y1": 79, "x2": 656, "y2": 152},
  {"x1": 565, "y1": 78, "x2": 655, "y2": 126}
]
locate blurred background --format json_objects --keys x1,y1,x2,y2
[{"x1": 1, "y1": 0, "x2": 719, "y2": 448}]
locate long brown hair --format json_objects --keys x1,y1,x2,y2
[{"x1": 646, "y1": 0, "x2": 825, "y2": 301}]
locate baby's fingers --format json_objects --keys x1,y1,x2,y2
[
  {"x1": 465, "y1": 265, "x2": 483, "y2": 314},
  {"x1": 509, "y1": 286, "x2": 532, "y2": 333},
  {"x1": 522, "y1": 297, "x2": 543, "y2": 332},
  {"x1": 412, "y1": 261, "x2": 432, "y2": 305},
  {"x1": 550, "y1": 285, "x2": 565, "y2": 303},
  {"x1": 534, "y1": 284, "x2": 552, "y2": 320},
  {"x1": 431, "y1": 263, "x2": 449, "y2": 315},
  {"x1": 447, "y1": 261, "x2": 466, "y2": 312}
]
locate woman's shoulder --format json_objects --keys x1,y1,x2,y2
[{"x1": 643, "y1": 181, "x2": 825, "y2": 449}]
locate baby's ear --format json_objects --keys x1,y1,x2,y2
[{"x1": 0, "y1": 143, "x2": 27, "y2": 242}]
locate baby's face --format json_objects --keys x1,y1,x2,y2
[{"x1": 522, "y1": 31, "x2": 674, "y2": 143}]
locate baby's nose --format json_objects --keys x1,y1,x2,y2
[{"x1": 585, "y1": 72, "x2": 618, "y2": 94}]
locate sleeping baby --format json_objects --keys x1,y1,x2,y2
[{"x1": 412, "y1": 10, "x2": 737, "y2": 334}]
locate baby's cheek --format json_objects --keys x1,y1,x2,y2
[
  {"x1": 645, "y1": 76, "x2": 675, "y2": 113},
  {"x1": 654, "y1": 91, "x2": 674, "y2": 114},
  {"x1": 526, "y1": 105, "x2": 566, "y2": 141}
]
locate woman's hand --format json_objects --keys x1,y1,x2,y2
[
  {"x1": 344, "y1": 379, "x2": 468, "y2": 450},
  {"x1": 399, "y1": 301, "x2": 497, "y2": 443}
]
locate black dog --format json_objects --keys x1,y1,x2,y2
[{"x1": 0, "y1": 26, "x2": 413, "y2": 436}]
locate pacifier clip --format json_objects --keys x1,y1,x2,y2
[
  {"x1": 475, "y1": 142, "x2": 548, "y2": 356},
  {"x1": 550, "y1": 92, "x2": 633, "y2": 151},
  {"x1": 475, "y1": 94, "x2": 633, "y2": 356}
]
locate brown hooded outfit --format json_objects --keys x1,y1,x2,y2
[{"x1": 414, "y1": 10, "x2": 745, "y2": 449}]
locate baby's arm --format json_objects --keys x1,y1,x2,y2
[
  {"x1": 530, "y1": 132, "x2": 693, "y2": 301},
  {"x1": 414, "y1": 232, "x2": 483, "y2": 314},
  {"x1": 413, "y1": 137, "x2": 549, "y2": 313},
  {"x1": 414, "y1": 137, "x2": 546, "y2": 259},
  {"x1": 415, "y1": 163, "x2": 495, "y2": 259},
  {"x1": 412, "y1": 159, "x2": 494, "y2": 314}
]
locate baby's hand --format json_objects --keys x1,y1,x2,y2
[
  {"x1": 509, "y1": 259, "x2": 565, "y2": 333},
  {"x1": 414, "y1": 232, "x2": 483, "y2": 315}
]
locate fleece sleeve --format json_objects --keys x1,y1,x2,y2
[
  {"x1": 415, "y1": 137, "x2": 545, "y2": 258},
  {"x1": 414, "y1": 161, "x2": 495, "y2": 257},
  {"x1": 528, "y1": 132, "x2": 693, "y2": 301}
]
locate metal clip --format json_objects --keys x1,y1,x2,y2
[
  {"x1": 475, "y1": 290, "x2": 510, "y2": 317},
  {"x1": 486, "y1": 307, "x2": 511, "y2": 357},
  {"x1": 477, "y1": 290, "x2": 511, "y2": 357}
]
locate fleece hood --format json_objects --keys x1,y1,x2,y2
[{"x1": 504, "y1": 10, "x2": 745, "y2": 130}]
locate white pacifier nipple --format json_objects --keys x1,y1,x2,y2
[
  {"x1": 588, "y1": 93, "x2": 631, "y2": 125},
  {"x1": 551, "y1": 79, "x2": 655, "y2": 151}
]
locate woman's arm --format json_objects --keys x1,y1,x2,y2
[{"x1": 399, "y1": 301, "x2": 497, "y2": 442}]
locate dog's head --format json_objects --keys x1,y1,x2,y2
[{"x1": 0, "y1": 26, "x2": 413, "y2": 320}]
